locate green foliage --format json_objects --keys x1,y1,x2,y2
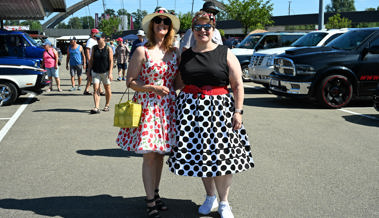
[
  {"x1": 18, "y1": 20, "x2": 42, "y2": 31},
  {"x1": 326, "y1": 0, "x2": 356, "y2": 13},
  {"x1": 365, "y1": 8, "x2": 376, "y2": 11},
  {"x1": 131, "y1": 9, "x2": 148, "y2": 30},
  {"x1": 285, "y1": 25, "x2": 316, "y2": 31},
  {"x1": 216, "y1": 11, "x2": 231, "y2": 21},
  {"x1": 117, "y1": 9, "x2": 129, "y2": 16},
  {"x1": 325, "y1": 13, "x2": 352, "y2": 29},
  {"x1": 68, "y1": 17, "x2": 82, "y2": 29},
  {"x1": 178, "y1": 12, "x2": 193, "y2": 32},
  {"x1": 98, "y1": 17, "x2": 121, "y2": 36},
  {"x1": 80, "y1": 16, "x2": 95, "y2": 29},
  {"x1": 104, "y1": 9, "x2": 116, "y2": 17},
  {"x1": 224, "y1": 0, "x2": 274, "y2": 34},
  {"x1": 218, "y1": 29, "x2": 225, "y2": 37}
]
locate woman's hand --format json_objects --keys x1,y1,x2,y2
[
  {"x1": 153, "y1": 85, "x2": 170, "y2": 97},
  {"x1": 232, "y1": 113, "x2": 242, "y2": 130}
]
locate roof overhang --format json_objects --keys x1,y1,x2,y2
[{"x1": 0, "y1": 0, "x2": 66, "y2": 20}]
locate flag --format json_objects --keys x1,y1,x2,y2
[{"x1": 130, "y1": 16, "x2": 134, "y2": 30}]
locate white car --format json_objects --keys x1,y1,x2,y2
[{"x1": 248, "y1": 29, "x2": 348, "y2": 88}]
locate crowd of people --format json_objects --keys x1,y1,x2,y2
[{"x1": 46, "y1": 2, "x2": 254, "y2": 218}]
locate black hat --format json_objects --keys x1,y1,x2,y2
[{"x1": 201, "y1": 1, "x2": 220, "y2": 15}]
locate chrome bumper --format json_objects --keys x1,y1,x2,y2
[
  {"x1": 269, "y1": 79, "x2": 311, "y2": 95},
  {"x1": 248, "y1": 64, "x2": 273, "y2": 84}
]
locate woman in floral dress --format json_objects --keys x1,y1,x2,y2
[{"x1": 116, "y1": 7, "x2": 180, "y2": 218}]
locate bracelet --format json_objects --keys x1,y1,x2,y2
[{"x1": 234, "y1": 109, "x2": 244, "y2": 114}]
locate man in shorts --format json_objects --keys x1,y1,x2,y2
[
  {"x1": 115, "y1": 37, "x2": 130, "y2": 81},
  {"x1": 66, "y1": 36, "x2": 86, "y2": 91}
]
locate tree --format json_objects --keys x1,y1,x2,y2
[
  {"x1": 68, "y1": 17, "x2": 82, "y2": 29},
  {"x1": 20, "y1": 20, "x2": 42, "y2": 31},
  {"x1": 178, "y1": 12, "x2": 193, "y2": 32},
  {"x1": 104, "y1": 9, "x2": 116, "y2": 17},
  {"x1": 117, "y1": 9, "x2": 129, "y2": 16},
  {"x1": 224, "y1": 0, "x2": 273, "y2": 34},
  {"x1": 325, "y1": 13, "x2": 352, "y2": 29},
  {"x1": 131, "y1": 9, "x2": 148, "y2": 30},
  {"x1": 80, "y1": 16, "x2": 95, "y2": 29},
  {"x1": 98, "y1": 17, "x2": 121, "y2": 36},
  {"x1": 326, "y1": 0, "x2": 356, "y2": 13},
  {"x1": 216, "y1": 11, "x2": 232, "y2": 21},
  {"x1": 365, "y1": 8, "x2": 376, "y2": 11},
  {"x1": 56, "y1": 22, "x2": 69, "y2": 29}
]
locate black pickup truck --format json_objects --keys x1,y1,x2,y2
[{"x1": 269, "y1": 28, "x2": 379, "y2": 108}]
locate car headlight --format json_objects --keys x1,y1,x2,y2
[
  {"x1": 295, "y1": 64, "x2": 316, "y2": 75},
  {"x1": 266, "y1": 55, "x2": 275, "y2": 67}
]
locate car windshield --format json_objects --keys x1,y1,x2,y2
[
  {"x1": 291, "y1": 32, "x2": 328, "y2": 47},
  {"x1": 236, "y1": 34, "x2": 263, "y2": 49},
  {"x1": 326, "y1": 30, "x2": 375, "y2": 50},
  {"x1": 24, "y1": 33, "x2": 38, "y2": 46}
]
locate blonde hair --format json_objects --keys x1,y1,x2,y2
[
  {"x1": 191, "y1": 11, "x2": 216, "y2": 30},
  {"x1": 145, "y1": 16, "x2": 175, "y2": 52}
]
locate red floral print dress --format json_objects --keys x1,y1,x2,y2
[{"x1": 116, "y1": 47, "x2": 178, "y2": 154}]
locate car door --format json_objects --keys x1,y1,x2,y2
[{"x1": 356, "y1": 35, "x2": 379, "y2": 96}]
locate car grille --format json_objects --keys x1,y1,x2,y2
[
  {"x1": 274, "y1": 57, "x2": 295, "y2": 76},
  {"x1": 250, "y1": 55, "x2": 265, "y2": 66}
]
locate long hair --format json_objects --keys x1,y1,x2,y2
[{"x1": 145, "y1": 17, "x2": 175, "y2": 52}]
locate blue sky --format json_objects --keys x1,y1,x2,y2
[{"x1": 44, "y1": 0, "x2": 378, "y2": 24}]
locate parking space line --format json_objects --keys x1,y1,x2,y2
[
  {"x1": 338, "y1": 108, "x2": 379, "y2": 121},
  {"x1": 244, "y1": 84, "x2": 264, "y2": 90},
  {"x1": 0, "y1": 118, "x2": 11, "y2": 120},
  {"x1": 0, "y1": 93, "x2": 35, "y2": 143}
]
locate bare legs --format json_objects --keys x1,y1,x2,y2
[
  {"x1": 142, "y1": 152, "x2": 165, "y2": 200},
  {"x1": 48, "y1": 76, "x2": 61, "y2": 91},
  {"x1": 202, "y1": 174, "x2": 233, "y2": 202},
  {"x1": 142, "y1": 152, "x2": 165, "y2": 216},
  {"x1": 92, "y1": 83, "x2": 111, "y2": 109}
]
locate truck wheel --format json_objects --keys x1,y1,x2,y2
[
  {"x1": 0, "y1": 81, "x2": 18, "y2": 106},
  {"x1": 241, "y1": 65, "x2": 251, "y2": 82},
  {"x1": 317, "y1": 75, "x2": 352, "y2": 108}
]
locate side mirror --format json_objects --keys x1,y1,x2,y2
[{"x1": 368, "y1": 45, "x2": 379, "y2": 54}]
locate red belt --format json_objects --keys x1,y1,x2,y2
[{"x1": 182, "y1": 85, "x2": 229, "y2": 98}]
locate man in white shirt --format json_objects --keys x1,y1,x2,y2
[{"x1": 180, "y1": 1, "x2": 223, "y2": 53}]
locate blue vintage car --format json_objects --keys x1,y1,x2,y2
[{"x1": 0, "y1": 30, "x2": 49, "y2": 106}]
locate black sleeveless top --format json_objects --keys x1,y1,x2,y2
[
  {"x1": 180, "y1": 45, "x2": 229, "y2": 87},
  {"x1": 92, "y1": 45, "x2": 109, "y2": 73}
]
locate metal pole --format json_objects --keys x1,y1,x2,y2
[
  {"x1": 191, "y1": 0, "x2": 194, "y2": 16},
  {"x1": 318, "y1": 0, "x2": 324, "y2": 30},
  {"x1": 288, "y1": 1, "x2": 292, "y2": 15}
]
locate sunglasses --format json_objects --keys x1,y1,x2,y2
[
  {"x1": 152, "y1": 16, "x2": 172, "y2": 26},
  {"x1": 193, "y1": 24, "x2": 213, "y2": 31}
]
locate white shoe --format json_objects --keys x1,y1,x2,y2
[
  {"x1": 198, "y1": 195, "x2": 218, "y2": 215},
  {"x1": 218, "y1": 201, "x2": 234, "y2": 218}
]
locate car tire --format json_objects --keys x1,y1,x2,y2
[
  {"x1": 317, "y1": 75, "x2": 353, "y2": 108},
  {"x1": 0, "y1": 81, "x2": 18, "y2": 106},
  {"x1": 241, "y1": 64, "x2": 251, "y2": 82}
]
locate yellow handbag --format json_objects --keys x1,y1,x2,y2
[{"x1": 114, "y1": 88, "x2": 142, "y2": 128}]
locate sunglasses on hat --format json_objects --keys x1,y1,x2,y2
[
  {"x1": 152, "y1": 16, "x2": 172, "y2": 26},
  {"x1": 193, "y1": 24, "x2": 213, "y2": 31}
]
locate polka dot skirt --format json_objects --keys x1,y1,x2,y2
[{"x1": 167, "y1": 92, "x2": 254, "y2": 177}]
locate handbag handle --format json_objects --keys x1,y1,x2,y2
[{"x1": 118, "y1": 88, "x2": 131, "y2": 104}]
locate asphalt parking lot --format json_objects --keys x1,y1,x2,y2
[{"x1": 0, "y1": 57, "x2": 378, "y2": 218}]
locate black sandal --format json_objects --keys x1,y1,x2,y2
[
  {"x1": 154, "y1": 189, "x2": 168, "y2": 211},
  {"x1": 145, "y1": 198, "x2": 160, "y2": 218}
]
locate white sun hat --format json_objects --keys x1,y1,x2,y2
[{"x1": 141, "y1": 7, "x2": 180, "y2": 34}]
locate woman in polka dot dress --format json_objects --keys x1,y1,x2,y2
[
  {"x1": 167, "y1": 12, "x2": 254, "y2": 218},
  {"x1": 116, "y1": 8, "x2": 180, "y2": 218}
]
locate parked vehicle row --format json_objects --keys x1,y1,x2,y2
[
  {"x1": 232, "y1": 32, "x2": 306, "y2": 81},
  {"x1": 0, "y1": 29, "x2": 49, "y2": 106},
  {"x1": 248, "y1": 29, "x2": 348, "y2": 88}
]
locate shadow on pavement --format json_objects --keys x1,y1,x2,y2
[
  {"x1": 0, "y1": 195, "x2": 203, "y2": 218},
  {"x1": 342, "y1": 114, "x2": 379, "y2": 127},
  {"x1": 77, "y1": 148, "x2": 143, "y2": 158},
  {"x1": 33, "y1": 108, "x2": 89, "y2": 113},
  {"x1": 244, "y1": 97, "x2": 321, "y2": 109}
]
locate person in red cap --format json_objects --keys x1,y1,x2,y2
[
  {"x1": 83, "y1": 28, "x2": 105, "y2": 95},
  {"x1": 114, "y1": 37, "x2": 130, "y2": 81}
]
